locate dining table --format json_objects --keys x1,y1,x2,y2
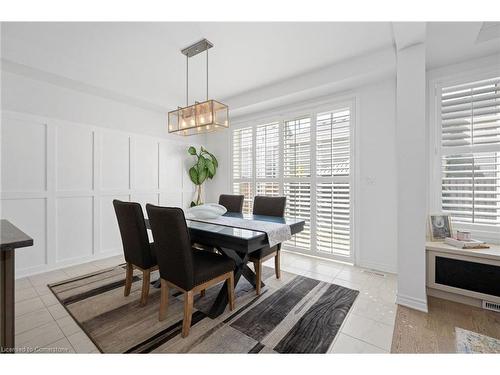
[{"x1": 145, "y1": 212, "x2": 305, "y2": 318}]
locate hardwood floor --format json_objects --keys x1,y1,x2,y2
[{"x1": 391, "y1": 296, "x2": 500, "y2": 353}]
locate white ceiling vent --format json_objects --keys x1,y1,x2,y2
[{"x1": 476, "y1": 22, "x2": 500, "y2": 43}]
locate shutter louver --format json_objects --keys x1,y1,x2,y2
[
  {"x1": 284, "y1": 182, "x2": 311, "y2": 250},
  {"x1": 232, "y1": 127, "x2": 253, "y2": 180},
  {"x1": 316, "y1": 109, "x2": 350, "y2": 176},
  {"x1": 256, "y1": 123, "x2": 279, "y2": 178},
  {"x1": 256, "y1": 182, "x2": 280, "y2": 197},
  {"x1": 316, "y1": 182, "x2": 350, "y2": 255},
  {"x1": 284, "y1": 117, "x2": 311, "y2": 177},
  {"x1": 233, "y1": 182, "x2": 254, "y2": 214},
  {"x1": 442, "y1": 153, "x2": 500, "y2": 225},
  {"x1": 440, "y1": 77, "x2": 500, "y2": 228},
  {"x1": 441, "y1": 77, "x2": 500, "y2": 147}
]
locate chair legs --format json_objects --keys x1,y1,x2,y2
[
  {"x1": 275, "y1": 250, "x2": 281, "y2": 279},
  {"x1": 140, "y1": 270, "x2": 150, "y2": 306},
  {"x1": 159, "y1": 272, "x2": 235, "y2": 338},
  {"x1": 252, "y1": 250, "x2": 281, "y2": 295},
  {"x1": 159, "y1": 279, "x2": 169, "y2": 321},
  {"x1": 227, "y1": 273, "x2": 235, "y2": 311},
  {"x1": 124, "y1": 263, "x2": 133, "y2": 297},
  {"x1": 254, "y1": 261, "x2": 262, "y2": 295},
  {"x1": 182, "y1": 291, "x2": 194, "y2": 338}
]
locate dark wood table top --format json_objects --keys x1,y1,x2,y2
[
  {"x1": 145, "y1": 212, "x2": 305, "y2": 253},
  {"x1": 0, "y1": 219, "x2": 34, "y2": 251}
]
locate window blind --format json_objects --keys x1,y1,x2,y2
[
  {"x1": 284, "y1": 117, "x2": 311, "y2": 177},
  {"x1": 256, "y1": 123, "x2": 279, "y2": 179},
  {"x1": 256, "y1": 182, "x2": 280, "y2": 197},
  {"x1": 441, "y1": 77, "x2": 500, "y2": 147},
  {"x1": 232, "y1": 127, "x2": 253, "y2": 180},
  {"x1": 316, "y1": 109, "x2": 350, "y2": 176},
  {"x1": 284, "y1": 182, "x2": 311, "y2": 250},
  {"x1": 233, "y1": 182, "x2": 253, "y2": 214},
  {"x1": 440, "y1": 77, "x2": 500, "y2": 227}
]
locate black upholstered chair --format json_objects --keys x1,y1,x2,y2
[
  {"x1": 113, "y1": 200, "x2": 158, "y2": 306},
  {"x1": 219, "y1": 194, "x2": 244, "y2": 213},
  {"x1": 146, "y1": 204, "x2": 235, "y2": 338},
  {"x1": 250, "y1": 196, "x2": 287, "y2": 295}
]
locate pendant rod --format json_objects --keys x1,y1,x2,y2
[
  {"x1": 206, "y1": 48, "x2": 209, "y2": 101},
  {"x1": 186, "y1": 54, "x2": 189, "y2": 107}
]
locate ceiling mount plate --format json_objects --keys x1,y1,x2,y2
[{"x1": 181, "y1": 39, "x2": 214, "y2": 58}]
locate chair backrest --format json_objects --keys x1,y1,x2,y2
[
  {"x1": 219, "y1": 194, "x2": 245, "y2": 213},
  {"x1": 253, "y1": 196, "x2": 287, "y2": 217},
  {"x1": 113, "y1": 200, "x2": 154, "y2": 269},
  {"x1": 145, "y1": 204, "x2": 194, "y2": 290}
]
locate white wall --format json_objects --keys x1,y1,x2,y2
[
  {"x1": 1, "y1": 111, "x2": 197, "y2": 277},
  {"x1": 1, "y1": 71, "x2": 201, "y2": 278},
  {"x1": 205, "y1": 78, "x2": 398, "y2": 274}
]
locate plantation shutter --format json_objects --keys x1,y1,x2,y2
[
  {"x1": 316, "y1": 108, "x2": 351, "y2": 256},
  {"x1": 316, "y1": 109, "x2": 350, "y2": 176},
  {"x1": 256, "y1": 122, "x2": 279, "y2": 179},
  {"x1": 232, "y1": 127, "x2": 253, "y2": 180},
  {"x1": 283, "y1": 117, "x2": 311, "y2": 177},
  {"x1": 232, "y1": 127, "x2": 254, "y2": 213},
  {"x1": 284, "y1": 182, "x2": 311, "y2": 250},
  {"x1": 440, "y1": 77, "x2": 500, "y2": 226}
]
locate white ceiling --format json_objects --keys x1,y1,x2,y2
[{"x1": 1, "y1": 22, "x2": 499, "y2": 112}]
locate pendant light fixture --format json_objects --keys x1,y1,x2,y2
[{"x1": 168, "y1": 39, "x2": 229, "y2": 136}]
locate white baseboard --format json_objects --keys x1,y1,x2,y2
[
  {"x1": 396, "y1": 293, "x2": 428, "y2": 313},
  {"x1": 357, "y1": 259, "x2": 397, "y2": 274},
  {"x1": 15, "y1": 249, "x2": 123, "y2": 279}
]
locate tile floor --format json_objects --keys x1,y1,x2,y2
[{"x1": 13, "y1": 251, "x2": 397, "y2": 353}]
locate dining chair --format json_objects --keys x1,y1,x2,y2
[
  {"x1": 218, "y1": 194, "x2": 245, "y2": 213},
  {"x1": 250, "y1": 196, "x2": 287, "y2": 295},
  {"x1": 146, "y1": 204, "x2": 236, "y2": 338},
  {"x1": 113, "y1": 200, "x2": 158, "y2": 306}
]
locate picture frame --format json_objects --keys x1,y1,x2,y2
[{"x1": 428, "y1": 214, "x2": 453, "y2": 241}]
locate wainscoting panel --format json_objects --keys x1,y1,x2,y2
[
  {"x1": 1, "y1": 117, "x2": 46, "y2": 192},
  {"x1": 133, "y1": 136, "x2": 159, "y2": 190},
  {"x1": 56, "y1": 124, "x2": 94, "y2": 191},
  {"x1": 1, "y1": 198, "x2": 47, "y2": 270},
  {"x1": 1, "y1": 111, "x2": 196, "y2": 277},
  {"x1": 100, "y1": 131, "x2": 130, "y2": 191},
  {"x1": 56, "y1": 196, "x2": 94, "y2": 262}
]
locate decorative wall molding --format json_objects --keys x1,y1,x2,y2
[
  {"x1": 1, "y1": 58, "x2": 168, "y2": 114},
  {"x1": 1, "y1": 110, "x2": 196, "y2": 278}
]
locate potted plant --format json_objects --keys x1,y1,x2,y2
[{"x1": 187, "y1": 146, "x2": 218, "y2": 207}]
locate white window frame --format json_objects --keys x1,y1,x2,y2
[
  {"x1": 230, "y1": 97, "x2": 357, "y2": 263},
  {"x1": 429, "y1": 67, "x2": 500, "y2": 243}
]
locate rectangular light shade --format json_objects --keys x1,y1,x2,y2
[{"x1": 168, "y1": 100, "x2": 229, "y2": 136}]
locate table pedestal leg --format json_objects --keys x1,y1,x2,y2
[
  {"x1": 207, "y1": 247, "x2": 265, "y2": 318},
  {"x1": 1, "y1": 248, "x2": 15, "y2": 353}
]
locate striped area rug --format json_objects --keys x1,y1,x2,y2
[{"x1": 48, "y1": 264, "x2": 359, "y2": 353}]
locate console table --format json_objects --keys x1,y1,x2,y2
[
  {"x1": 1, "y1": 220, "x2": 34, "y2": 353},
  {"x1": 426, "y1": 241, "x2": 500, "y2": 309}
]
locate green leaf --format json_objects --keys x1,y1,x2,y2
[
  {"x1": 189, "y1": 166, "x2": 199, "y2": 185},
  {"x1": 188, "y1": 146, "x2": 197, "y2": 156},
  {"x1": 197, "y1": 155, "x2": 206, "y2": 170},
  {"x1": 210, "y1": 154, "x2": 218, "y2": 169},
  {"x1": 206, "y1": 159, "x2": 215, "y2": 177},
  {"x1": 197, "y1": 167, "x2": 207, "y2": 185}
]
